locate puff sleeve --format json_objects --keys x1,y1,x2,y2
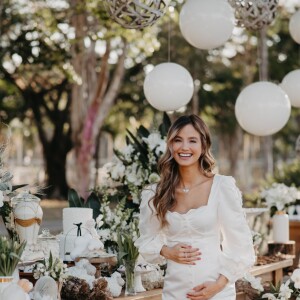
[
  {"x1": 218, "y1": 176, "x2": 256, "y2": 283},
  {"x1": 134, "y1": 185, "x2": 166, "y2": 264}
]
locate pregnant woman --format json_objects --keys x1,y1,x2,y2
[{"x1": 135, "y1": 114, "x2": 255, "y2": 300}]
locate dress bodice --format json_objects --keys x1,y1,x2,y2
[{"x1": 135, "y1": 174, "x2": 255, "y2": 300}]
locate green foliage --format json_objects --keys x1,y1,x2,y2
[
  {"x1": 33, "y1": 251, "x2": 68, "y2": 282},
  {"x1": 117, "y1": 219, "x2": 139, "y2": 263},
  {"x1": 272, "y1": 159, "x2": 300, "y2": 188},
  {"x1": 68, "y1": 189, "x2": 101, "y2": 220},
  {"x1": 0, "y1": 236, "x2": 26, "y2": 276}
]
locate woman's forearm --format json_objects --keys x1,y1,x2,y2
[{"x1": 216, "y1": 274, "x2": 229, "y2": 290}]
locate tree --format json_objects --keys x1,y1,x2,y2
[
  {"x1": 0, "y1": 0, "x2": 73, "y2": 198},
  {"x1": 68, "y1": 0, "x2": 162, "y2": 197}
]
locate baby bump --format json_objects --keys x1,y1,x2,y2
[{"x1": 165, "y1": 246, "x2": 222, "y2": 286}]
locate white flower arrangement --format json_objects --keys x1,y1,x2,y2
[
  {"x1": 243, "y1": 268, "x2": 300, "y2": 299},
  {"x1": 0, "y1": 143, "x2": 27, "y2": 239},
  {"x1": 96, "y1": 195, "x2": 133, "y2": 252},
  {"x1": 260, "y1": 183, "x2": 299, "y2": 212},
  {"x1": 33, "y1": 252, "x2": 68, "y2": 282},
  {"x1": 102, "y1": 129, "x2": 166, "y2": 204}
]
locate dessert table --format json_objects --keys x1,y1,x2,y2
[{"x1": 115, "y1": 258, "x2": 294, "y2": 300}]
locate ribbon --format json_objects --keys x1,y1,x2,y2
[
  {"x1": 15, "y1": 218, "x2": 42, "y2": 227},
  {"x1": 74, "y1": 222, "x2": 82, "y2": 236},
  {"x1": 0, "y1": 277, "x2": 13, "y2": 283}
]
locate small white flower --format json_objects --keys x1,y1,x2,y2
[
  {"x1": 122, "y1": 144, "x2": 135, "y2": 161},
  {"x1": 96, "y1": 215, "x2": 104, "y2": 228},
  {"x1": 278, "y1": 279, "x2": 293, "y2": 299},
  {"x1": 262, "y1": 294, "x2": 278, "y2": 300},
  {"x1": 142, "y1": 133, "x2": 163, "y2": 150},
  {"x1": 243, "y1": 273, "x2": 264, "y2": 292},
  {"x1": 155, "y1": 140, "x2": 166, "y2": 156},
  {"x1": 148, "y1": 172, "x2": 160, "y2": 184},
  {"x1": 110, "y1": 161, "x2": 125, "y2": 181},
  {"x1": 292, "y1": 269, "x2": 300, "y2": 289}
]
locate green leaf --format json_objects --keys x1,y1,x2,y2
[
  {"x1": 68, "y1": 189, "x2": 83, "y2": 207},
  {"x1": 137, "y1": 125, "x2": 150, "y2": 138},
  {"x1": 85, "y1": 192, "x2": 101, "y2": 219},
  {"x1": 159, "y1": 112, "x2": 171, "y2": 137},
  {"x1": 49, "y1": 251, "x2": 53, "y2": 267},
  {"x1": 126, "y1": 129, "x2": 148, "y2": 165},
  {"x1": 117, "y1": 251, "x2": 128, "y2": 261},
  {"x1": 9, "y1": 252, "x2": 21, "y2": 260},
  {"x1": 12, "y1": 184, "x2": 28, "y2": 191}
]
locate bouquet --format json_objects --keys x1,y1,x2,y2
[
  {"x1": 117, "y1": 218, "x2": 139, "y2": 262},
  {"x1": 0, "y1": 236, "x2": 26, "y2": 276},
  {"x1": 117, "y1": 219, "x2": 140, "y2": 295},
  {"x1": 260, "y1": 183, "x2": 299, "y2": 213},
  {"x1": 33, "y1": 251, "x2": 68, "y2": 282},
  {"x1": 101, "y1": 113, "x2": 170, "y2": 206}
]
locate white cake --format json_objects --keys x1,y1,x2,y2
[
  {"x1": 63, "y1": 208, "x2": 93, "y2": 234},
  {"x1": 59, "y1": 208, "x2": 93, "y2": 261}
]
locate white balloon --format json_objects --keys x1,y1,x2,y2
[
  {"x1": 281, "y1": 70, "x2": 300, "y2": 108},
  {"x1": 289, "y1": 10, "x2": 300, "y2": 44},
  {"x1": 179, "y1": 0, "x2": 234, "y2": 50},
  {"x1": 235, "y1": 82, "x2": 291, "y2": 136},
  {"x1": 2, "y1": 283, "x2": 27, "y2": 300},
  {"x1": 143, "y1": 62, "x2": 194, "y2": 111}
]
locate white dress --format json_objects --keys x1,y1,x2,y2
[{"x1": 135, "y1": 174, "x2": 256, "y2": 300}]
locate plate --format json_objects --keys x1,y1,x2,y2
[
  {"x1": 243, "y1": 207, "x2": 268, "y2": 218},
  {"x1": 38, "y1": 234, "x2": 57, "y2": 239}
]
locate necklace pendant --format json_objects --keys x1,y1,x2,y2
[{"x1": 182, "y1": 188, "x2": 190, "y2": 193}]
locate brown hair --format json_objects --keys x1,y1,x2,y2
[{"x1": 152, "y1": 114, "x2": 215, "y2": 228}]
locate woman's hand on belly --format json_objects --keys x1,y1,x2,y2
[
  {"x1": 186, "y1": 275, "x2": 228, "y2": 299},
  {"x1": 160, "y1": 243, "x2": 201, "y2": 265}
]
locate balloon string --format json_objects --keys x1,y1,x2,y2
[
  {"x1": 168, "y1": 5, "x2": 172, "y2": 62},
  {"x1": 257, "y1": 26, "x2": 269, "y2": 81}
]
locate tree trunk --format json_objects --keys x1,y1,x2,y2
[
  {"x1": 43, "y1": 141, "x2": 70, "y2": 199},
  {"x1": 29, "y1": 91, "x2": 72, "y2": 199},
  {"x1": 76, "y1": 43, "x2": 127, "y2": 198},
  {"x1": 69, "y1": 0, "x2": 128, "y2": 198}
]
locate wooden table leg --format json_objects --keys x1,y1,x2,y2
[{"x1": 274, "y1": 268, "x2": 283, "y2": 285}]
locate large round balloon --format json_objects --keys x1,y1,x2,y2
[
  {"x1": 143, "y1": 62, "x2": 194, "y2": 111},
  {"x1": 281, "y1": 70, "x2": 300, "y2": 108},
  {"x1": 179, "y1": 0, "x2": 234, "y2": 50},
  {"x1": 289, "y1": 10, "x2": 300, "y2": 44},
  {"x1": 235, "y1": 82, "x2": 291, "y2": 136}
]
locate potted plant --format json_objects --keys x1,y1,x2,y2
[{"x1": 0, "y1": 236, "x2": 26, "y2": 294}]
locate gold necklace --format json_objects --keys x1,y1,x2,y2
[{"x1": 180, "y1": 178, "x2": 211, "y2": 194}]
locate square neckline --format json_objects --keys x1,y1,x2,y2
[{"x1": 168, "y1": 174, "x2": 219, "y2": 216}]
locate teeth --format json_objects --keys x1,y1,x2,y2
[{"x1": 179, "y1": 153, "x2": 192, "y2": 157}]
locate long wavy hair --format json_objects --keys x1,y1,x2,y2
[{"x1": 152, "y1": 114, "x2": 215, "y2": 228}]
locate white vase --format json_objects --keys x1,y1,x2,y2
[
  {"x1": 0, "y1": 276, "x2": 13, "y2": 296},
  {"x1": 11, "y1": 191, "x2": 43, "y2": 251},
  {"x1": 273, "y1": 211, "x2": 289, "y2": 243}
]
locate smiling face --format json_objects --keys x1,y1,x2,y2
[{"x1": 171, "y1": 124, "x2": 202, "y2": 168}]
